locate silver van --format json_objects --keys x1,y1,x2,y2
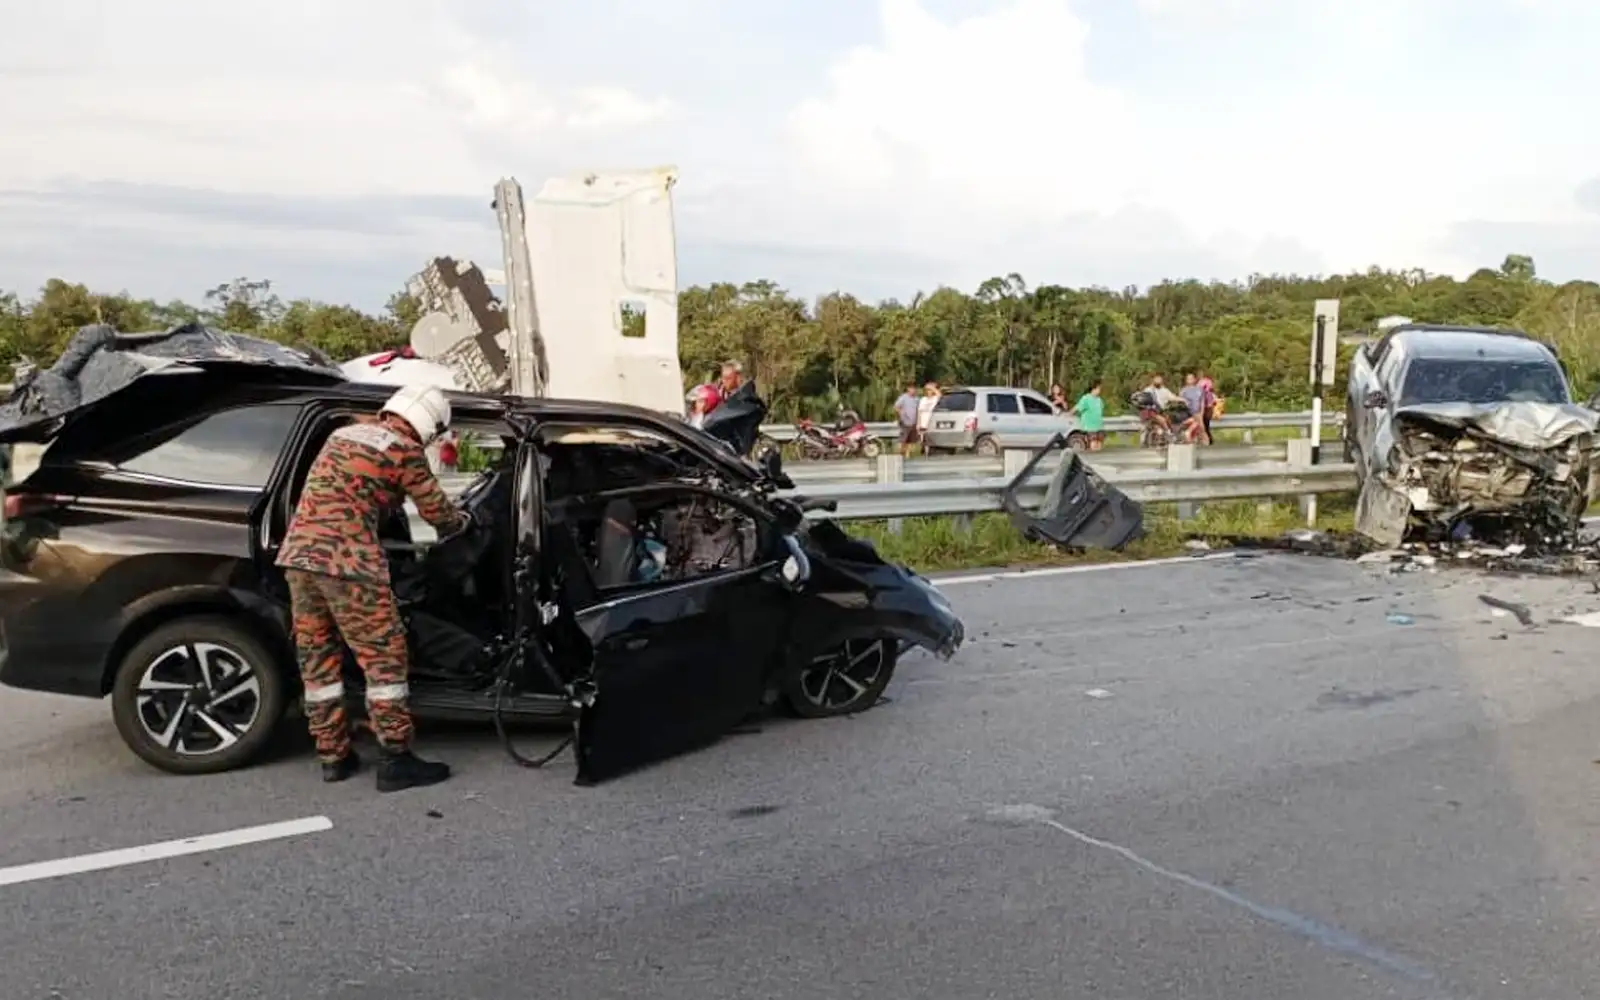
[{"x1": 922, "y1": 386, "x2": 1082, "y2": 456}]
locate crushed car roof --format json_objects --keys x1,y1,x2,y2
[{"x1": 0, "y1": 323, "x2": 346, "y2": 438}]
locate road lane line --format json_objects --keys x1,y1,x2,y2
[
  {"x1": 0, "y1": 816, "x2": 333, "y2": 888},
  {"x1": 935, "y1": 551, "x2": 1239, "y2": 587}
]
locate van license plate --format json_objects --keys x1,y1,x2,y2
[{"x1": 936, "y1": 420, "x2": 954, "y2": 429}]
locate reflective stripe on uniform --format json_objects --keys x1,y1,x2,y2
[
  {"x1": 366, "y1": 683, "x2": 409, "y2": 702},
  {"x1": 304, "y1": 682, "x2": 345, "y2": 704}
]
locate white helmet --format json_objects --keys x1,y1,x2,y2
[{"x1": 381, "y1": 384, "x2": 451, "y2": 446}]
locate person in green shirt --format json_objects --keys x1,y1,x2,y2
[{"x1": 1073, "y1": 379, "x2": 1106, "y2": 451}]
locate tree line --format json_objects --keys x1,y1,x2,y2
[{"x1": 3, "y1": 253, "x2": 1596, "y2": 422}]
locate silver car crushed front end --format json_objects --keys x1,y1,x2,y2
[{"x1": 1356, "y1": 401, "x2": 1600, "y2": 547}]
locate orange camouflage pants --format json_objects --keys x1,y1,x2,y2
[{"x1": 284, "y1": 569, "x2": 413, "y2": 760}]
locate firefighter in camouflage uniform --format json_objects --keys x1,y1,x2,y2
[{"x1": 276, "y1": 384, "x2": 468, "y2": 791}]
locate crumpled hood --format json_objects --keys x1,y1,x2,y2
[{"x1": 1392, "y1": 401, "x2": 1600, "y2": 450}]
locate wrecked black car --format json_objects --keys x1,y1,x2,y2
[
  {"x1": 0, "y1": 325, "x2": 964, "y2": 784},
  {"x1": 1344, "y1": 324, "x2": 1600, "y2": 547}
]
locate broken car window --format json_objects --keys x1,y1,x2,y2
[
  {"x1": 539, "y1": 423, "x2": 768, "y2": 592},
  {"x1": 1398, "y1": 359, "x2": 1570, "y2": 408}
]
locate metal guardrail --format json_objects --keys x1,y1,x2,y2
[
  {"x1": 436, "y1": 441, "x2": 1302, "y2": 494},
  {"x1": 786, "y1": 464, "x2": 1357, "y2": 520},
  {"x1": 462, "y1": 408, "x2": 1341, "y2": 450},
  {"x1": 755, "y1": 409, "x2": 1340, "y2": 443},
  {"x1": 778, "y1": 443, "x2": 1289, "y2": 485},
  {"x1": 416, "y1": 444, "x2": 1352, "y2": 536}
]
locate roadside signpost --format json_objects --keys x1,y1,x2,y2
[{"x1": 1306, "y1": 299, "x2": 1340, "y2": 522}]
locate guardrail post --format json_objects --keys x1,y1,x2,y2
[
  {"x1": 1286, "y1": 437, "x2": 1315, "y2": 525},
  {"x1": 1241, "y1": 427, "x2": 1255, "y2": 444},
  {"x1": 1166, "y1": 443, "x2": 1196, "y2": 520},
  {"x1": 877, "y1": 453, "x2": 905, "y2": 534},
  {"x1": 1001, "y1": 449, "x2": 1032, "y2": 481}
]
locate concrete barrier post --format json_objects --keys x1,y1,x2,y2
[
  {"x1": 1286, "y1": 437, "x2": 1315, "y2": 524},
  {"x1": 1001, "y1": 448, "x2": 1032, "y2": 481},
  {"x1": 877, "y1": 453, "x2": 905, "y2": 534},
  {"x1": 1167, "y1": 442, "x2": 1197, "y2": 520}
]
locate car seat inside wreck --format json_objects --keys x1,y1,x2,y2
[{"x1": 383, "y1": 420, "x2": 769, "y2": 688}]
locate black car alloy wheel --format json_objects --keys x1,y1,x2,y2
[
  {"x1": 111, "y1": 617, "x2": 288, "y2": 775},
  {"x1": 784, "y1": 637, "x2": 897, "y2": 718},
  {"x1": 136, "y1": 642, "x2": 261, "y2": 754}
]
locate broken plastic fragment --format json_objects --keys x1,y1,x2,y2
[
  {"x1": 1477, "y1": 594, "x2": 1534, "y2": 626},
  {"x1": 1084, "y1": 688, "x2": 1114, "y2": 699},
  {"x1": 1386, "y1": 613, "x2": 1415, "y2": 625}
]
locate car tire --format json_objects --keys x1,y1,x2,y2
[
  {"x1": 974, "y1": 434, "x2": 1001, "y2": 458},
  {"x1": 111, "y1": 616, "x2": 289, "y2": 776},
  {"x1": 781, "y1": 637, "x2": 898, "y2": 719}
]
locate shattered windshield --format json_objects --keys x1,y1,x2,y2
[{"x1": 1398, "y1": 359, "x2": 1570, "y2": 407}]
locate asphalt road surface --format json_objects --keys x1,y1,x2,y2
[{"x1": 5, "y1": 552, "x2": 1600, "y2": 999}]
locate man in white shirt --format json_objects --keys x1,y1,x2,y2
[
  {"x1": 915, "y1": 382, "x2": 941, "y2": 442},
  {"x1": 1142, "y1": 374, "x2": 1179, "y2": 409}
]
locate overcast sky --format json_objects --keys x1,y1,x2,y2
[{"x1": 2, "y1": 0, "x2": 1597, "y2": 309}]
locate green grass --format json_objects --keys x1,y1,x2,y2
[{"x1": 851, "y1": 496, "x2": 1358, "y2": 572}]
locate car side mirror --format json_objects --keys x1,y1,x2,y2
[{"x1": 1362, "y1": 390, "x2": 1388, "y2": 410}]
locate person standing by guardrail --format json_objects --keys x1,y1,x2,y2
[
  {"x1": 1198, "y1": 370, "x2": 1219, "y2": 440},
  {"x1": 1180, "y1": 373, "x2": 1210, "y2": 445},
  {"x1": 1073, "y1": 380, "x2": 1106, "y2": 450},
  {"x1": 894, "y1": 382, "x2": 921, "y2": 457},
  {"x1": 916, "y1": 382, "x2": 941, "y2": 450}
]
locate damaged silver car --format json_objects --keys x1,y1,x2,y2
[{"x1": 1345, "y1": 323, "x2": 1600, "y2": 546}]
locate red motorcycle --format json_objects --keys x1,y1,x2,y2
[{"x1": 795, "y1": 408, "x2": 882, "y2": 460}]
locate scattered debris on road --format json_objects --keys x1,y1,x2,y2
[
  {"x1": 1084, "y1": 688, "x2": 1114, "y2": 700},
  {"x1": 1385, "y1": 612, "x2": 1415, "y2": 625},
  {"x1": 1199, "y1": 519, "x2": 1600, "y2": 579},
  {"x1": 1478, "y1": 594, "x2": 1535, "y2": 626}
]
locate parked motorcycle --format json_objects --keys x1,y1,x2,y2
[
  {"x1": 795, "y1": 408, "x2": 882, "y2": 460},
  {"x1": 1131, "y1": 391, "x2": 1200, "y2": 448}
]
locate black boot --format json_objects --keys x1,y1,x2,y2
[
  {"x1": 376, "y1": 746, "x2": 451, "y2": 793},
  {"x1": 321, "y1": 750, "x2": 361, "y2": 783}
]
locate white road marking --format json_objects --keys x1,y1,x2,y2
[
  {"x1": 1558, "y1": 611, "x2": 1600, "y2": 628},
  {"x1": 0, "y1": 816, "x2": 333, "y2": 888},
  {"x1": 935, "y1": 551, "x2": 1238, "y2": 588}
]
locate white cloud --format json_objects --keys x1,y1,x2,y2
[
  {"x1": 789, "y1": 0, "x2": 1142, "y2": 221},
  {"x1": 0, "y1": 0, "x2": 673, "y2": 198},
  {"x1": 2, "y1": 0, "x2": 1599, "y2": 307},
  {"x1": 786, "y1": 0, "x2": 1600, "y2": 283}
]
